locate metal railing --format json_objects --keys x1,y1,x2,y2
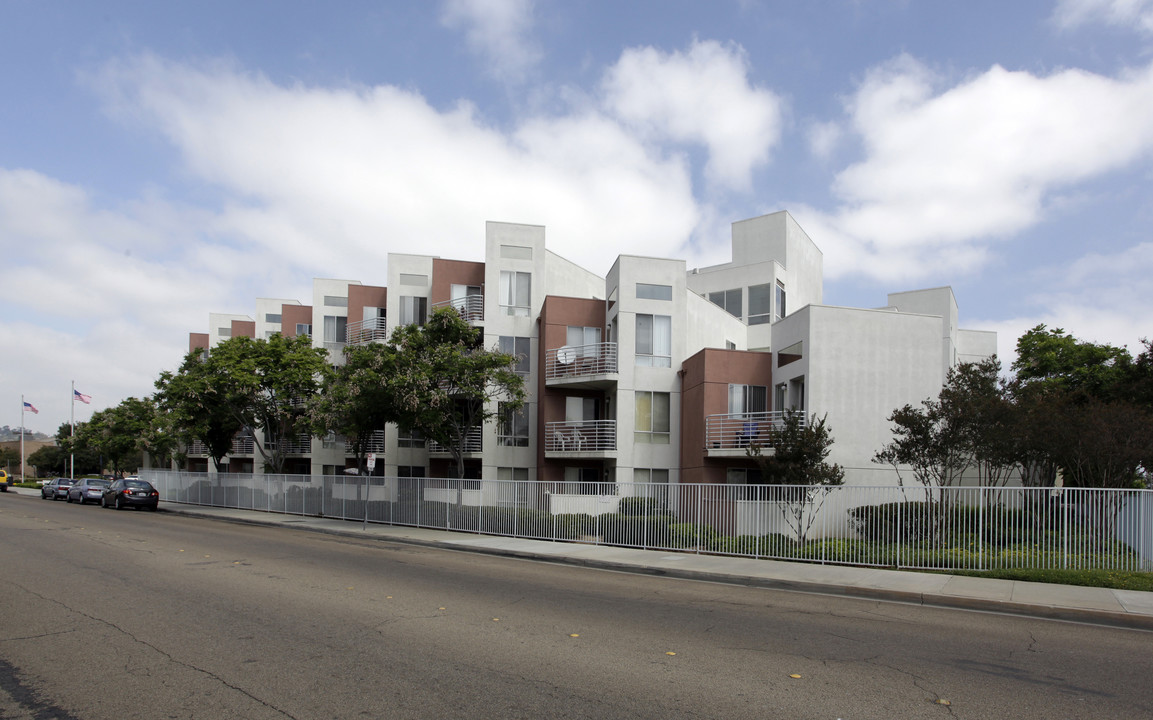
[
  {"x1": 544, "y1": 420, "x2": 616, "y2": 452},
  {"x1": 544, "y1": 342, "x2": 618, "y2": 380},
  {"x1": 427, "y1": 426, "x2": 483, "y2": 455},
  {"x1": 267, "y1": 433, "x2": 312, "y2": 455},
  {"x1": 432, "y1": 295, "x2": 484, "y2": 323},
  {"x1": 141, "y1": 471, "x2": 1153, "y2": 573},
  {"x1": 705, "y1": 411, "x2": 800, "y2": 450},
  {"x1": 230, "y1": 436, "x2": 254, "y2": 455},
  {"x1": 346, "y1": 430, "x2": 386, "y2": 454},
  {"x1": 346, "y1": 317, "x2": 388, "y2": 345}
]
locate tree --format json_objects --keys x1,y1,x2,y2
[
  {"x1": 0, "y1": 447, "x2": 19, "y2": 472},
  {"x1": 27, "y1": 444, "x2": 67, "y2": 476},
  {"x1": 747, "y1": 412, "x2": 845, "y2": 544},
  {"x1": 1012, "y1": 324, "x2": 1133, "y2": 401},
  {"x1": 156, "y1": 350, "x2": 246, "y2": 472},
  {"x1": 386, "y1": 307, "x2": 525, "y2": 481},
  {"x1": 309, "y1": 342, "x2": 402, "y2": 474},
  {"x1": 158, "y1": 335, "x2": 332, "y2": 474}
]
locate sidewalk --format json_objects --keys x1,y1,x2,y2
[{"x1": 13, "y1": 487, "x2": 1153, "y2": 630}]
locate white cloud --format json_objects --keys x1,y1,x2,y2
[
  {"x1": 601, "y1": 39, "x2": 784, "y2": 191},
  {"x1": 807, "y1": 120, "x2": 843, "y2": 160},
  {"x1": 976, "y1": 242, "x2": 1153, "y2": 367},
  {"x1": 440, "y1": 0, "x2": 541, "y2": 83},
  {"x1": 802, "y1": 54, "x2": 1153, "y2": 281},
  {"x1": 1052, "y1": 0, "x2": 1153, "y2": 34}
]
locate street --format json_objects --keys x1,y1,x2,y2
[{"x1": 1, "y1": 493, "x2": 1150, "y2": 719}]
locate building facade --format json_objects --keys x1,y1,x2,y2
[{"x1": 180, "y1": 211, "x2": 997, "y2": 492}]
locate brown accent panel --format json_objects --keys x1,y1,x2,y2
[
  {"x1": 680, "y1": 348, "x2": 773, "y2": 484},
  {"x1": 431, "y1": 259, "x2": 485, "y2": 304},
  {"x1": 347, "y1": 285, "x2": 388, "y2": 324},
  {"x1": 778, "y1": 353, "x2": 802, "y2": 367},
  {"x1": 189, "y1": 333, "x2": 209, "y2": 352},
  {"x1": 281, "y1": 304, "x2": 313, "y2": 338},
  {"x1": 231, "y1": 320, "x2": 256, "y2": 339}
]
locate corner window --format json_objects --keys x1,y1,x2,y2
[
  {"x1": 635, "y1": 314, "x2": 671, "y2": 367},
  {"x1": 295, "y1": 323, "x2": 312, "y2": 337},
  {"x1": 748, "y1": 284, "x2": 772, "y2": 325},
  {"x1": 634, "y1": 391, "x2": 670, "y2": 444},
  {"x1": 775, "y1": 281, "x2": 787, "y2": 321}
]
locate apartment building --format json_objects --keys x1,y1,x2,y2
[{"x1": 181, "y1": 210, "x2": 996, "y2": 490}]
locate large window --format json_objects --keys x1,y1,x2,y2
[
  {"x1": 635, "y1": 314, "x2": 671, "y2": 367},
  {"x1": 499, "y1": 270, "x2": 531, "y2": 316},
  {"x1": 397, "y1": 426, "x2": 425, "y2": 448},
  {"x1": 748, "y1": 283, "x2": 772, "y2": 325},
  {"x1": 634, "y1": 391, "x2": 670, "y2": 444},
  {"x1": 709, "y1": 288, "x2": 743, "y2": 318},
  {"x1": 265, "y1": 313, "x2": 282, "y2": 323},
  {"x1": 567, "y1": 325, "x2": 602, "y2": 359},
  {"x1": 728, "y1": 384, "x2": 768, "y2": 415},
  {"x1": 323, "y1": 315, "x2": 347, "y2": 344},
  {"x1": 561, "y1": 467, "x2": 611, "y2": 495},
  {"x1": 323, "y1": 295, "x2": 348, "y2": 307},
  {"x1": 295, "y1": 323, "x2": 312, "y2": 337},
  {"x1": 400, "y1": 296, "x2": 427, "y2": 326},
  {"x1": 497, "y1": 403, "x2": 529, "y2": 447},
  {"x1": 499, "y1": 336, "x2": 531, "y2": 374}
]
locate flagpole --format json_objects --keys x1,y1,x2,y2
[
  {"x1": 20, "y1": 395, "x2": 26, "y2": 482},
  {"x1": 70, "y1": 380, "x2": 75, "y2": 481}
]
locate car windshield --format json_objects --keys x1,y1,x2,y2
[
  {"x1": 125, "y1": 480, "x2": 151, "y2": 489},
  {"x1": 88, "y1": 480, "x2": 110, "y2": 487}
]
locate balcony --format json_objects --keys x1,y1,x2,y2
[
  {"x1": 187, "y1": 440, "x2": 207, "y2": 456},
  {"x1": 432, "y1": 295, "x2": 484, "y2": 323},
  {"x1": 545, "y1": 342, "x2": 618, "y2": 389},
  {"x1": 427, "y1": 426, "x2": 483, "y2": 456},
  {"x1": 269, "y1": 433, "x2": 313, "y2": 455},
  {"x1": 704, "y1": 411, "x2": 799, "y2": 457},
  {"x1": 544, "y1": 420, "x2": 617, "y2": 457},
  {"x1": 346, "y1": 317, "x2": 388, "y2": 345},
  {"x1": 230, "y1": 436, "x2": 254, "y2": 455},
  {"x1": 345, "y1": 430, "x2": 386, "y2": 454}
]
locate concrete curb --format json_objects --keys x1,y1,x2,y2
[{"x1": 160, "y1": 505, "x2": 1153, "y2": 632}]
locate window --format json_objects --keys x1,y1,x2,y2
[
  {"x1": 748, "y1": 283, "x2": 772, "y2": 325},
  {"x1": 633, "y1": 468, "x2": 670, "y2": 506},
  {"x1": 295, "y1": 323, "x2": 312, "y2": 337},
  {"x1": 500, "y1": 244, "x2": 532, "y2": 260},
  {"x1": 265, "y1": 313, "x2": 282, "y2": 323},
  {"x1": 396, "y1": 465, "x2": 425, "y2": 478},
  {"x1": 498, "y1": 467, "x2": 529, "y2": 482},
  {"x1": 397, "y1": 426, "x2": 425, "y2": 448},
  {"x1": 323, "y1": 315, "x2": 347, "y2": 344},
  {"x1": 774, "y1": 384, "x2": 787, "y2": 412},
  {"x1": 400, "y1": 296, "x2": 427, "y2": 326},
  {"x1": 218, "y1": 328, "x2": 231, "y2": 337},
  {"x1": 775, "y1": 281, "x2": 787, "y2": 320},
  {"x1": 726, "y1": 340, "x2": 737, "y2": 350},
  {"x1": 499, "y1": 336, "x2": 531, "y2": 374},
  {"x1": 728, "y1": 384, "x2": 768, "y2": 415},
  {"x1": 499, "y1": 270, "x2": 531, "y2": 316},
  {"x1": 634, "y1": 391, "x2": 670, "y2": 444},
  {"x1": 399, "y1": 273, "x2": 428, "y2": 286},
  {"x1": 567, "y1": 325, "x2": 602, "y2": 359},
  {"x1": 497, "y1": 403, "x2": 529, "y2": 447},
  {"x1": 636, "y1": 283, "x2": 672, "y2": 300},
  {"x1": 708, "y1": 288, "x2": 743, "y2": 318},
  {"x1": 323, "y1": 295, "x2": 348, "y2": 307},
  {"x1": 635, "y1": 314, "x2": 671, "y2": 367}
]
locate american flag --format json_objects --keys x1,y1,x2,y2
[
  {"x1": 74, "y1": 389, "x2": 91, "y2": 404},
  {"x1": 23, "y1": 401, "x2": 38, "y2": 414}
]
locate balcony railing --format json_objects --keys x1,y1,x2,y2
[
  {"x1": 346, "y1": 317, "x2": 388, "y2": 345},
  {"x1": 345, "y1": 430, "x2": 386, "y2": 454},
  {"x1": 230, "y1": 436, "x2": 254, "y2": 455},
  {"x1": 705, "y1": 411, "x2": 800, "y2": 450},
  {"x1": 427, "y1": 426, "x2": 483, "y2": 455},
  {"x1": 268, "y1": 433, "x2": 313, "y2": 455},
  {"x1": 544, "y1": 420, "x2": 616, "y2": 452},
  {"x1": 187, "y1": 440, "x2": 207, "y2": 456},
  {"x1": 545, "y1": 342, "x2": 618, "y2": 380},
  {"x1": 432, "y1": 295, "x2": 484, "y2": 323}
]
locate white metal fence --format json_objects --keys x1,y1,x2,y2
[{"x1": 140, "y1": 471, "x2": 1153, "y2": 573}]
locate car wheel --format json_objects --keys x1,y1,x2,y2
[
  {"x1": 116, "y1": 497, "x2": 123, "y2": 510},
  {"x1": 66, "y1": 494, "x2": 73, "y2": 503}
]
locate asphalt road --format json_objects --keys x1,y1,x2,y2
[{"x1": 1, "y1": 493, "x2": 1151, "y2": 720}]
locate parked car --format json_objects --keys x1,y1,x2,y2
[
  {"x1": 41, "y1": 478, "x2": 74, "y2": 500},
  {"x1": 101, "y1": 478, "x2": 160, "y2": 511},
  {"x1": 67, "y1": 478, "x2": 110, "y2": 504},
  {"x1": 0, "y1": 469, "x2": 10, "y2": 491}
]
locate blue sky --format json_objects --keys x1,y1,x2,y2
[{"x1": 3, "y1": 0, "x2": 1152, "y2": 433}]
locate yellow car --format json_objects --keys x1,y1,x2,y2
[{"x1": 0, "y1": 469, "x2": 11, "y2": 491}]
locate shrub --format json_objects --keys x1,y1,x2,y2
[{"x1": 617, "y1": 496, "x2": 667, "y2": 516}]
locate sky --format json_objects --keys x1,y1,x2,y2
[{"x1": 3, "y1": 0, "x2": 1152, "y2": 434}]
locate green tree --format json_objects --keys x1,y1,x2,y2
[
  {"x1": 196, "y1": 334, "x2": 333, "y2": 474},
  {"x1": 310, "y1": 342, "x2": 401, "y2": 474},
  {"x1": 157, "y1": 349, "x2": 245, "y2": 472},
  {"x1": 1012, "y1": 324, "x2": 1133, "y2": 401},
  {"x1": 27, "y1": 445, "x2": 67, "y2": 476},
  {"x1": 0, "y1": 447, "x2": 19, "y2": 472},
  {"x1": 747, "y1": 412, "x2": 845, "y2": 544},
  {"x1": 386, "y1": 307, "x2": 525, "y2": 481}
]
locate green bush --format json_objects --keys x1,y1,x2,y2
[{"x1": 617, "y1": 496, "x2": 667, "y2": 516}]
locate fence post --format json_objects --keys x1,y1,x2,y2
[
  {"x1": 1063, "y1": 490, "x2": 1069, "y2": 570},
  {"x1": 979, "y1": 487, "x2": 985, "y2": 571}
]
